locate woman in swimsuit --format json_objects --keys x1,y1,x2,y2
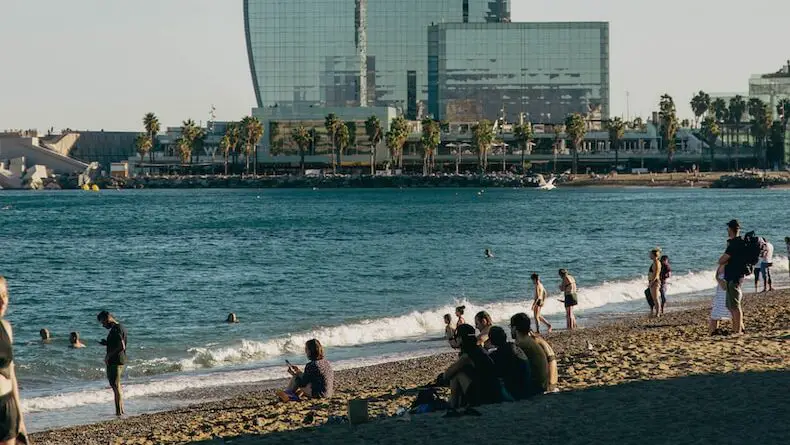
[
  {"x1": 0, "y1": 276, "x2": 27, "y2": 444},
  {"x1": 530, "y1": 273, "x2": 552, "y2": 334},
  {"x1": 558, "y1": 269, "x2": 578, "y2": 330},
  {"x1": 648, "y1": 248, "x2": 663, "y2": 318}
]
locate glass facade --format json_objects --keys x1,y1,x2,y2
[
  {"x1": 244, "y1": 0, "x2": 510, "y2": 116},
  {"x1": 428, "y1": 22, "x2": 609, "y2": 123}
]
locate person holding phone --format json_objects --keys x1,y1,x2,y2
[
  {"x1": 97, "y1": 311, "x2": 127, "y2": 416},
  {"x1": 276, "y1": 339, "x2": 334, "y2": 402}
]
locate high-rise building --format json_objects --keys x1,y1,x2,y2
[
  {"x1": 428, "y1": 22, "x2": 609, "y2": 123},
  {"x1": 244, "y1": 0, "x2": 510, "y2": 117}
]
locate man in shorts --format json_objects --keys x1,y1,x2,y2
[
  {"x1": 98, "y1": 311, "x2": 127, "y2": 416},
  {"x1": 718, "y1": 220, "x2": 746, "y2": 334}
]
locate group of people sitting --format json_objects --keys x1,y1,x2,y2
[{"x1": 439, "y1": 311, "x2": 557, "y2": 414}]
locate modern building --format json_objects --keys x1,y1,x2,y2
[
  {"x1": 244, "y1": 0, "x2": 510, "y2": 118},
  {"x1": 428, "y1": 22, "x2": 609, "y2": 123},
  {"x1": 749, "y1": 60, "x2": 790, "y2": 113}
]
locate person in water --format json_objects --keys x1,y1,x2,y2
[
  {"x1": 558, "y1": 269, "x2": 578, "y2": 330},
  {"x1": 39, "y1": 328, "x2": 52, "y2": 343},
  {"x1": 530, "y1": 273, "x2": 552, "y2": 334},
  {"x1": 648, "y1": 248, "x2": 663, "y2": 317},
  {"x1": 455, "y1": 305, "x2": 466, "y2": 326},
  {"x1": 98, "y1": 311, "x2": 128, "y2": 416},
  {"x1": 484, "y1": 249, "x2": 494, "y2": 258},
  {"x1": 659, "y1": 255, "x2": 671, "y2": 312},
  {"x1": 277, "y1": 339, "x2": 334, "y2": 402},
  {"x1": 444, "y1": 314, "x2": 459, "y2": 349},
  {"x1": 69, "y1": 332, "x2": 86, "y2": 349},
  {"x1": 0, "y1": 277, "x2": 28, "y2": 444},
  {"x1": 226, "y1": 313, "x2": 239, "y2": 323},
  {"x1": 474, "y1": 311, "x2": 493, "y2": 349}
]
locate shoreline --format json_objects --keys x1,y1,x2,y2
[{"x1": 32, "y1": 292, "x2": 790, "y2": 444}]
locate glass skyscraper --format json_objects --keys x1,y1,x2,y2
[
  {"x1": 244, "y1": 0, "x2": 510, "y2": 117},
  {"x1": 428, "y1": 22, "x2": 609, "y2": 123}
]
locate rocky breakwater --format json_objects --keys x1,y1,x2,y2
[
  {"x1": 94, "y1": 174, "x2": 543, "y2": 190},
  {"x1": 711, "y1": 173, "x2": 790, "y2": 188}
]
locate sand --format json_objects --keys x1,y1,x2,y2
[{"x1": 32, "y1": 292, "x2": 790, "y2": 445}]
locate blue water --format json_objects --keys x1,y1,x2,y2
[{"x1": 1, "y1": 187, "x2": 788, "y2": 430}]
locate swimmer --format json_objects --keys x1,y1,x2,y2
[
  {"x1": 484, "y1": 248, "x2": 494, "y2": 258},
  {"x1": 226, "y1": 313, "x2": 239, "y2": 323},
  {"x1": 40, "y1": 328, "x2": 52, "y2": 343},
  {"x1": 69, "y1": 332, "x2": 86, "y2": 349}
]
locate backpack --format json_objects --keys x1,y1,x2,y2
[{"x1": 741, "y1": 231, "x2": 764, "y2": 276}]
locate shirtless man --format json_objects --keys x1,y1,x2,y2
[
  {"x1": 510, "y1": 313, "x2": 558, "y2": 395},
  {"x1": 530, "y1": 273, "x2": 552, "y2": 334}
]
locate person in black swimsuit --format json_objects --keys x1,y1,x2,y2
[
  {"x1": 98, "y1": 311, "x2": 128, "y2": 416},
  {"x1": 0, "y1": 276, "x2": 27, "y2": 444}
]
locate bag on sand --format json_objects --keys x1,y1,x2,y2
[
  {"x1": 742, "y1": 231, "x2": 765, "y2": 277},
  {"x1": 409, "y1": 387, "x2": 450, "y2": 414}
]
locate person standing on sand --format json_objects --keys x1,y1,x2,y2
[
  {"x1": 648, "y1": 249, "x2": 663, "y2": 317},
  {"x1": 659, "y1": 255, "x2": 671, "y2": 311},
  {"x1": 0, "y1": 277, "x2": 29, "y2": 444},
  {"x1": 530, "y1": 273, "x2": 552, "y2": 333},
  {"x1": 97, "y1": 311, "x2": 127, "y2": 416},
  {"x1": 754, "y1": 238, "x2": 774, "y2": 292},
  {"x1": 558, "y1": 269, "x2": 578, "y2": 330},
  {"x1": 510, "y1": 313, "x2": 557, "y2": 395},
  {"x1": 710, "y1": 265, "x2": 731, "y2": 335},
  {"x1": 718, "y1": 220, "x2": 747, "y2": 334}
]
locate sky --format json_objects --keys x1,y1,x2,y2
[{"x1": 0, "y1": 0, "x2": 788, "y2": 132}]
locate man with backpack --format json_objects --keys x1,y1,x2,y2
[{"x1": 718, "y1": 220, "x2": 758, "y2": 335}]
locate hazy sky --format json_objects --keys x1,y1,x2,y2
[{"x1": 1, "y1": 0, "x2": 787, "y2": 131}]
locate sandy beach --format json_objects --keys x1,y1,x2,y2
[{"x1": 32, "y1": 292, "x2": 790, "y2": 445}]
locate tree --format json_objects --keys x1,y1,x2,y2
[
  {"x1": 291, "y1": 125, "x2": 313, "y2": 176},
  {"x1": 176, "y1": 137, "x2": 192, "y2": 164},
  {"x1": 728, "y1": 95, "x2": 746, "y2": 170},
  {"x1": 659, "y1": 94, "x2": 679, "y2": 168},
  {"x1": 700, "y1": 116, "x2": 720, "y2": 171},
  {"x1": 179, "y1": 119, "x2": 198, "y2": 167},
  {"x1": 240, "y1": 116, "x2": 264, "y2": 174},
  {"x1": 219, "y1": 133, "x2": 232, "y2": 175},
  {"x1": 690, "y1": 91, "x2": 711, "y2": 128},
  {"x1": 134, "y1": 134, "x2": 152, "y2": 167},
  {"x1": 192, "y1": 127, "x2": 206, "y2": 163},
  {"x1": 513, "y1": 122, "x2": 533, "y2": 173},
  {"x1": 748, "y1": 98, "x2": 772, "y2": 168},
  {"x1": 143, "y1": 112, "x2": 160, "y2": 164},
  {"x1": 768, "y1": 121, "x2": 785, "y2": 169},
  {"x1": 225, "y1": 123, "x2": 241, "y2": 174},
  {"x1": 471, "y1": 119, "x2": 495, "y2": 173},
  {"x1": 345, "y1": 121, "x2": 357, "y2": 155},
  {"x1": 552, "y1": 124, "x2": 564, "y2": 173},
  {"x1": 776, "y1": 98, "x2": 790, "y2": 125},
  {"x1": 420, "y1": 118, "x2": 440, "y2": 176},
  {"x1": 564, "y1": 113, "x2": 586, "y2": 174},
  {"x1": 364, "y1": 116, "x2": 383, "y2": 175},
  {"x1": 386, "y1": 116, "x2": 409, "y2": 171},
  {"x1": 335, "y1": 123, "x2": 350, "y2": 170},
  {"x1": 324, "y1": 113, "x2": 343, "y2": 173},
  {"x1": 604, "y1": 117, "x2": 625, "y2": 168}
]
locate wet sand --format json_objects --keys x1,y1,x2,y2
[{"x1": 33, "y1": 292, "x2": 790, "y2": 444}]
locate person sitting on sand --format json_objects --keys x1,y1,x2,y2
[
  {"x1": 710, "y1": 265, "x2": 731, "y2": 335},
  {"x1": 648, "y1": 248, "x2": 663, "y2": 317},
  {"x1": 455, "y1": 306, "x2": 466, "y2": 327},
  {"x1": 474, "y1": 311, "x2": 493, "y2": 349},
  {"x1": 226, "y1": 313, "x2": 239, "y2": 323},
  {"x1": 488, "y1": 326, "x2": 531, "y2": 400},
  {"x1": 277, "y1": 339, "x2": 334, "y2": 402},
  {"x1": 558, "y1": 269, "x2": 578, "y2": 330},
  {"x1": 531, "y1": 273, "x2": 552, "y2": 334},
  {"x1": 444, "y1": 314, "x2": 459, "y2": 349},
  {"x1": 40, "y1": 328, "x2": 52, "y2": 344},
  {"x1": 510, "y1": 313, "x2": 557, "y2": 395},
  {"x1": 436, "y1": 324, "x2": 501, "y2": 412},
  {"x1": 659, "y1": 255, "x2": 671, "y2": 311},
  {"x1": 69, "y1": 332, "x2": 86, "y2": 349}
]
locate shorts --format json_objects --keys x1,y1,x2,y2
[
  {"x1": 107, "y1": 364, "x2": 124, "y2": 388},
  {"x1": 564, "y1": 293, "x2": 578, "y2": 307},
  {"x1": 0, "y1": 391, "x2": 20, "y2": 441},
  {"x1": 534, "y1": 299, "x2": 544, "y2": 308},
  {"x1": 725, "y1": 281, "x2": 742, "y2": 310}
]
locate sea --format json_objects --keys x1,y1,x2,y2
[{"x1": 1, "y1": 187, "x2": 788, "y2": 431}]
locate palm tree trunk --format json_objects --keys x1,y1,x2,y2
[
  {"x1": 370, "y1": 144, "x2": 375, "y2": 175},
  {"x1": 520, "y1": 143, "x2": 525, "y2": 173},
  {"x1": 224, "y1": 154, "x2": 229, "y2": 175},
  {"x1": 614, "y1": 140, "x2": 619, "y2": 169},
  {"x1": 455, "y1": 151, "x2": 460, "y2": 175},
  {"x1": 300, "y1": 147, "x2": 306, "y2": 176}
]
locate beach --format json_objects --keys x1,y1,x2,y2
[{"x1": 32, "y1": 291, "x2": 790, "y2": 444}]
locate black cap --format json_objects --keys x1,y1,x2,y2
[{"x1": 727, "y1": 219, "x2": 740, "y2": 229}]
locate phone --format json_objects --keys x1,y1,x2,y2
[{"x1": 285, "y1": 359, "x2": 292, "y2": 367}]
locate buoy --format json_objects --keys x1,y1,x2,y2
[
  {"x1": 81, "y1": 184, "x2": 89, "y2": 191},
  {"x1": 91, "y1": 184, "x2": 100, "y2": 192}
]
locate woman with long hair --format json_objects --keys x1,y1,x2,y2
[
  {"x1": 0, "y1": 276, "x2": 27, "y2": 444},
  {"x1": 277, "y1": 338, "x2": 334, "y2": 402}
]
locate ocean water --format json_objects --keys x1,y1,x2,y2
[{"x1": 1, "y1": 187, "x2": 788, "y2": 431}]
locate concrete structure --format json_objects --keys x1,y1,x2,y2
[
  {"x1": 428, "y1": 22, "x2": 609, "y2": 123},
  {"x1": 749, "y1": 61, "x2": 790, "y2": 114},
  {"x1": 244, "y1": 0, "x2": 510, "y2": 118},
  {"x1": 0, "y1": 136, "x2": 88, "y2": 174}
]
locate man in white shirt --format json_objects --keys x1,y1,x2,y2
[{"x1": 755, "y1": 239, "x2": 774, "y2": 292}]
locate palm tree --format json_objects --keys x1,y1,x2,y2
[
  {"x1": 324, "y1": 113, "x2": 343, "y2": 173},
  {"x1": 689, "y1": 91, "x2": 711, "y2": 128},
  {"x1": 180, "y1": 119, "x2": 198, "y2": 169},
  {"x1": 192, "y1": 127, "x2": 206, "y2": 164},
  {"x1": 291, "y1": 125, "x2": 313, "y2": 176},
  {"x1": 700, "y1": 116, "x2": 720, "y2": 171},
  {"x1": 768, "y1": 120, "x2": 785, "y2": 168},
  {"x1": 513, "y1": 122, "x2": 533, "y2": 173},
  {"x1": 176, "y1": 137, "x2": 192, "y2": 165},
  {"x1": 552, "y1": 124, "x2": 564, "y2": 173},
  {"x1": 564, "y1": 113, "x2": 586, "y2": 174},
  {"x1": 471, "y1": 119, "x2": 494, "y2": 173},
  {"x1": 420, "y1": 118, "x2": 440, "y2": 176},
  {"x1": 134, "y1": 134, "x2": 152, "y2": 171},
  {"x1": 605, "y1": 117, "x2": 626, "y2": 168},
  {"x1": 364, "y1": 116, "x2": 383, "y2": 175},
  {"x1": 143, "y1": 113, "x2": 161, "y2": 165},
  {"x1": 225, "y1": 123, "x2": 241, "y2": 174},
  {"x1": 240, "y1": 116, "x2": 264, "y2": 174},
  {"x1": 748, "y1": 98, "x2": 772, "y2": 168},
  {"x1": 335, "y1": 123, "x2": 350, "y2": 171},
  {"x1": 728, "y1": 95, "x2": 746, "y2": 170},
  {"x1": 219, "y1": 133, "x2": 232, "y2": 175},
  {"x1": 659, "y1": 94, "x2": 679, "y2": 169},
  {"x1": 345, "y1": 121, "x2": 357, "y2": 155},
  {"x1": 386, "y1": 116, "x2": 409, "y2": 170}
]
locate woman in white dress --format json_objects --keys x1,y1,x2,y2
[{"x1": 709, "y1": 265, "x2": 731, "y2": 335}]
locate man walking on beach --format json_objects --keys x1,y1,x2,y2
[
  {"x1": 718, "y1": 220, "x2": 747, "y2": 334},
  {"x1": 98, "y1": 311, "x2": 127, "y2": 416}
]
